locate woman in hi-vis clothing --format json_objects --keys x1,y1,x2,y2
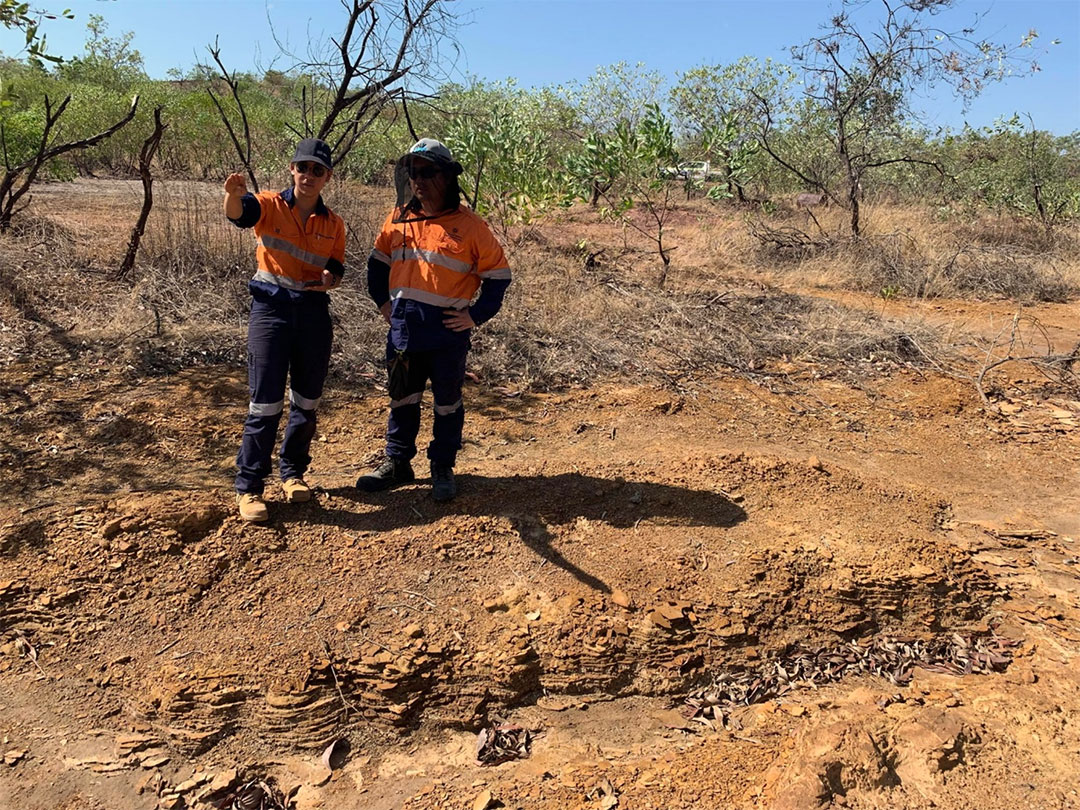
[{"x1": 223, "y1": 138, "x2": 345, "y2": 522}]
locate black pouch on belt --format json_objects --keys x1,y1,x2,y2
[{"x1": 388, "y1": 350, "x2": 411, "y2": 401}]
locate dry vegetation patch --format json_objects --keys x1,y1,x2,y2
[
  {"x1": 746, "y1": 202, "x2": 1080, "y2": 304},
  {"x1": 2, "y1": 183, "x2": 958, "y2": 392}
]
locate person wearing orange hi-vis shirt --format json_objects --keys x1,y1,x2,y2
[
  {"x1": 224, "y1": 138, "x2": 346, "y2": 522},
  {"x1": 357, "y1": 139, "x2": 511, "y2": 502}
]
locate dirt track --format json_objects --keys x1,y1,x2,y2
[{"x1": 1, "y1": 182, "x2": 1079, "y2": 809}]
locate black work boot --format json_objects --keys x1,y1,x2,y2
[
  {"x1": 430, "y1": 464, "x2": 457, "y2": 502},
  {"x1": 356, "y1": 457, "x2": 415, "y2": 492}
]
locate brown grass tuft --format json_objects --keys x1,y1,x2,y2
[
  {"x1": 747, "y1": 203, "x2": 1079, "y2": 303},
  {"x1": 21, "y1": 185, "x2": 1068, "y2": 392}
]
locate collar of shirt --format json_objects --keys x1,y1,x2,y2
[{"x1": 280, "y1": 187, "x2": 329, "y2": 217}]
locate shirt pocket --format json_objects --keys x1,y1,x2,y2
[{"x1": 435, "y1": 233, "x2": 472, "y2": 271}]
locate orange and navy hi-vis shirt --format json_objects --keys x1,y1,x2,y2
[
  {"x1": 369, "y1": 205, "x2": 511, "y2": 351},
  {"x1": 230, "y1": 188, "x2": 346, "y2": 298}
]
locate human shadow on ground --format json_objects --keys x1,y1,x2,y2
[{"x1": 317, "y1": 472, "x2": 747, "y2": 595}]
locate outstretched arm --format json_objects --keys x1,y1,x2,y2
[
  {"x1": 223, "y1": 173, "x2": 247, "y2": 220},
  {"x1": 223, "y1": 172, "x2": 261, "y2": 227}
]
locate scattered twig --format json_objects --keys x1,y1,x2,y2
[
  {"x1": 731, "y1": 734, "x2": 762, "y2": 744},
  {"x1": 358, "y1": 632, "x2": 393, "y2": 655},
  {"x1": 154, "y1": 638, "x2": 181, "y2": 656},
  {"x1": 12, "y1": 631, "x2": 47, "y2": 677},
  {"x1": 317, "y1": 634, "x2": 357, "y2": 720}
]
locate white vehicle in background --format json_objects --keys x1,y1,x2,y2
[{"x1": 660, "y1": 161, "x2": 723, "y2": 181}]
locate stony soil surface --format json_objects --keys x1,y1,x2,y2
[
  {"x1": 2, "y1": 355, "x2": 1079, "y2": 810},
  {"x1": 1, "y1": 181, "x2": 1078, "y2": 809}
]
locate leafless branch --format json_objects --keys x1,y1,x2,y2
[
  {"x1": 277, "y1": 0, "x2": 454, "y2": 166},
  {"x1": 205, "y1": 38, "x2": 259, "y2": 192},
  {"x1": 118, "y1": 107, "x2": 168, "y2": 280},
  {"x1": 0, "y1": 94, "x2": 139, "y2": 231},
  {"x1": 973, "y1": 311, "x2": 1080, "y2": 409}
]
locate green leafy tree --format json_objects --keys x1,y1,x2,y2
[
  {"x1": 593, "y1": 103, "x2": 681, "y2": 285},
  {"x1": 442, "y1": 79, "x2": 575, "y2": 234},
  {"x1": 565, "y1": 127, "x2": 620, "y2": 207},
  {"x1": 945, "y1": 115, "x2": 1080, "y2": 226},
  {"x1": 562, "y1": 61, "x2": 666, "y2": 134},
  {"x1": 753, "y1": 0, "x2": 1045, "y2": 238},
  {"x1": 563, "y1": 61, "x2": 666, "y2": 207},
  {"x1": 0, "y1": 0, "x2": 72, "y2": 62},
  {"x1": 670, "y1": 57, "x2": 792, "y2": 200},
  {"x1": 58, "y1": 14, "x2": 143, "y2": 89}
]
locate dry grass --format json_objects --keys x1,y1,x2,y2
[
  {"x1": 748, "y1": 202, "x2": 1080, "y2": 303},
  {"x1": 8, "y1": 181, "x2": 1076, "y2": 394},
  {"x1": 467, "y1": 241, "x2": 936, "y2": 390}
]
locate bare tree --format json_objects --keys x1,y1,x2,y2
[
  {"x1": 275, "y1": 0, "x2": 455, "y2": 165},
  {"x1": 0, "y1": 94, "x2": 139, "y2": 231},
  {"x1": 118, "y1": 107, "x2": 167, "y2": 280},
  {"x1": 752, "y1": 0, "x2": 1041, "y2": 238},
  {"x1": 205, "y1": 38, "x2": 258, "y2": 192}
]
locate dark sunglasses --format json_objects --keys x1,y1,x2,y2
[
  {"x1": 407, "y1": 165, "x2": 441, "y2": 180},
  {"x1": 294, "y1": 161, "x2": 327, "y2": 178}
]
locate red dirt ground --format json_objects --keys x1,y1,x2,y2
[{"x1": 1, "y1": 181, "x2": 1078, "y2": 810}]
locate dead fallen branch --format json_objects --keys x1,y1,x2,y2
[
  {"x1": 973, "y1": 311, "x2": 1080, "y2": 410},
  {"x1": 747, "y1": 218, "x2": 830, "y2": 253}
]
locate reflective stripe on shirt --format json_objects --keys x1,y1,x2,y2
[
  {"x1": 390, "y1": 286, "x2": 472, "y2": 308},
  {"x1": 390, "y1": 246, "x2": 473, "y2": 274},
  {"x1": 260, "y1": 234, "x2": 331, "y2": 272},
  {"x1": 254, "y1": 269, "x2": 310, "y2": 290}
]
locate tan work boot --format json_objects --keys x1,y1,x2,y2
[
  {"x1": 282, "y1": 478, "x2": 312, "y2": 503},
  {"x1": 236, "y1": 493, "x2": 269, "y2": 522}
]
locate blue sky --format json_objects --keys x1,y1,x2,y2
[{"x1": 1, "y1": 0, "x2": 1078, "y2": 133}]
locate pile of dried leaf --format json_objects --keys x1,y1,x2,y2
[
  {"x1": 204, "y1": 778, "x2": 291, "y2": 810},
  {"x1": 685, "y1": 634, "x2": 1020, "y2": 726},
  {"x1": 476, "y1": 723, "x2": 533, "y2": 766}
]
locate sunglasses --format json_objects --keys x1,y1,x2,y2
[
  {"x1": 294, "y1": 162, "x2": 327, "y2": 178},
  {"x1": 407, "y1": 165, "x2": 441, "y2": 180}
]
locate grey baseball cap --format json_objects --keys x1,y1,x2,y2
[{"x1": 292, "y1": 138, "x2": 333, "y2": 170}]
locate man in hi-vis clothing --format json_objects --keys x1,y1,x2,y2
[
  {"x1": 357, "y1": 138, "x2": 511, "y2": 501},
  {"x1": 224, "y1": 138, "x2": 346, "y2": 522}
]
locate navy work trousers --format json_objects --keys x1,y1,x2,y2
[
  {"x1": 235, "y1": 293, "x2": 332, "y2": 495},
  {"x1": 384, "y1": 337, "x2": 469, "y2": 468}
]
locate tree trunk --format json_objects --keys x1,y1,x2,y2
[
  {"x1": 658, "y1": 244, "x2": 670, "y2": 289},
  {"x1": 118, "y1": 108, "x2": 167, "y2": 280},
  {"x1": 849, "y1": 184, "x2": 860, "y2": 239}
]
